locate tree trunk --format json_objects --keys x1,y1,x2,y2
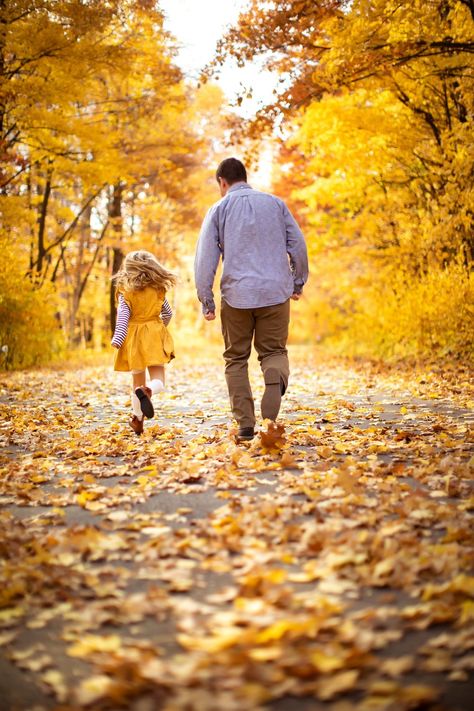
[
  {"x1": 0, "y1": 0, "x2": 6, "y2": 140},
  {"x1": 109, "y1": 182, "x2": 124, "y2": 334},
  {"x1": 68, "y1": 207, "x2": 87, "y2": 343},
  {"x1": 36, "y1": 169, "x2": 52, "y2": 278}
]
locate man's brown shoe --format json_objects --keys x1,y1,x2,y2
[
  {"x1": 135, "y1": 386, "x2": 154, "y2": 418},
  {"x1": 237, "y1": 427, "x2": 255, "y2": 442},
  {"x1": 261, "y1": 367, "x2": 282, "y2": 421},
  {"x1": 129, "y1": 415, "x2": 144, "y2": 435}
]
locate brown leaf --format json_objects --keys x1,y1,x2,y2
[
  {"x1": 317, "y1": 670, "x2": 359, "y2": 700},
  {"x1": 260, "y1": 422, "x2": 286, "y2": 450}
]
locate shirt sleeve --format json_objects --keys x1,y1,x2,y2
[
  {"x1": 194, "y1": 205, "x2": 221, "y2": 314},
  {"x1": 160, "y1": 298, "x2": 173, "y2": 326},
  {"x1": 283, "y1": 202, "x2": 309, "y2": 294},
  {"x1": 111, "y1": 294, "x2": 130, "y2": 348}
]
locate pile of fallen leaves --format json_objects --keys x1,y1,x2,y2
[{"x1": 0, "y1": 351, "x2": 473, "y2": 710}]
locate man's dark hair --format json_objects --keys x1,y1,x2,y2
[{"x1": 216, "y1": 157, "x2": 247, "y2": 185}]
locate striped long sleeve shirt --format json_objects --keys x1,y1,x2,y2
[{"x1": 111, "y1": 295, "x2": 173, "y2": 348}]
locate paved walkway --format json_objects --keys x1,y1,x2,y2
[{"x1": 0, "y1": 349, "x2": 473, "y2": 710}]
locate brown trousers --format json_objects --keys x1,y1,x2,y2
[{"x1": 220, "y1": 299, "x2": 290, "y2": 428}]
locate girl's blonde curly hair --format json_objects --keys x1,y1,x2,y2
[{"x1": 112, "y1": 250, "x2": 177, "y2": 293}]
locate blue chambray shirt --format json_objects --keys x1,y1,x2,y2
[{"x1": 194, "y1": 183, "x2": 308, "y2": 312}]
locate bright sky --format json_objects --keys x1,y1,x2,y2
[
  {"x1": 159, "y1": 0, "x2": 276, "y2": 187},
  {"x1": 159, "y1": 0, "x2": 277, "y2": 117}
]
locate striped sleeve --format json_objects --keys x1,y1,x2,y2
[
  {"x1": 160, "y1": 298, "x2": 173, "y2": 326},
  {"x1": 111, "y1": 294, "x2": 130, "y2": 348}
]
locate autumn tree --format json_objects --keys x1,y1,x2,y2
[
  {"x1": 0, "y1": 1, "x2": 227, "y2": 365},
  {"x1": 1, "y1": 0, "x2": 126, "y2": 363},
  {"x1": 215, "y1": 0, "x2": 474, "y2": 357}
]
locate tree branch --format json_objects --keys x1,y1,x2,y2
[
  {"x1": 30, "y1": 184, "x2": 106, "y2": 272},
  {"x1": 76, "y1": 220, "x2": 109, "y2": 303}
]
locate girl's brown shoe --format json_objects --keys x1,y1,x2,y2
[
  {"x1": 129, "y1": 415, "x2": 144, "y2": 435},
  {"x1": 135, "y1": 386, "x2": 154, "y2": 418}
]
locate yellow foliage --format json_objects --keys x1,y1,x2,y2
[
  {"x1": 0, "y1": 2, "x2": 230, "y2": 356},
  {"x1": 221, "y1": 0, "x2": 474, "y2": 361},
  {"x1": 281, "y1": 61, "x2": 474, "y2": 359},
  {"x1": 0, "y1": 237, "x2": 64, "y2": 370}
]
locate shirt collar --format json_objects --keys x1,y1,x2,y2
[{"x1": 228, "y1": 182, "x2": 252, "y2": 193}]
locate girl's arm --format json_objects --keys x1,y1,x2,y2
[
  {"x1": 160, "y1": 298, "x2": 173, "y2": 326},
  {"x1": 111, "y1": 295, "x2": 131, "y2": 348}
]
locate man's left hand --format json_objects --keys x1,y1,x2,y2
[{"x1": 291, "y1": 293, "x2": 301, "y2": 301}]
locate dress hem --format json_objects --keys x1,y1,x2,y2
[{"x1": 114, "y1": 353, "x2": 175, "y2": 372}]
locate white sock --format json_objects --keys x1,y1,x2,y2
[
  {"x1": 148, "y1": 379, "x2": 164, "y2": 395},
  {"x1": 131, "y1": 392, "x2": 143, "y2": 419}
]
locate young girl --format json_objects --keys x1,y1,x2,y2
[{"x1": 111, "y1": 250, "x2": 176, "y2": 435}]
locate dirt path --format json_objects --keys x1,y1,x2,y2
[{"x1": 0, "y1": 349, "x2": 473, "y2": 711}]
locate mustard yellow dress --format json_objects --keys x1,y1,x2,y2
[{"x1": 114, "y1": 286, "x2": 175, "y2": 372}]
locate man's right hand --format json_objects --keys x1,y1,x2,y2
[{"x1": 204, "y1": 311, "x2": 216, "y2": 321}]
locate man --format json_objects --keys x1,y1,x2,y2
[{"x1": 194, "y1": 157, "x2": 308, "y2": 441}]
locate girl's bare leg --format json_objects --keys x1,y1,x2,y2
[
  {"x1": 131, "y1": 369, "x2": 154, "y2": 419},
  {"x1": 130, "y1": 370, "x2": 147, "y2": 420},
  {"x1": 132, "y1": 370, "x2": 147, "y2": 390},
  {"x1": 148, "y1": 365, "x2": 165, "y2": 386},
  {"x1": 129, "y1": 373, "x2": 146, "y2": 434}
]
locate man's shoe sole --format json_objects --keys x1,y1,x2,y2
[
  {"x1": 237, "y1": 427, "x2": 255, "y2": 441},
  {"x1": 261, "y1": 368, "x2": 282, "y2": 421},
  {"x1": 135, "y1": 387, "x2": 154, "y2": 419}
]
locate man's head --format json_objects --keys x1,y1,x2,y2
[{"x1": 216, "y1": 157, "x2": 247, "y2": 197}]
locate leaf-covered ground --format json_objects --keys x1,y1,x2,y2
[{"x1": 0, "y1": 347, "x2": 473, "y2": 711}]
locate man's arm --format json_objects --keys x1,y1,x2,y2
[
  {"x1": 282, "y1": 202, "x2": 309, "y2": 295},
  {"x1": 194, "y1": 206, "x2": 221, "y2": 316}
]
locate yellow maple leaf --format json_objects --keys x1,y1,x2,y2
[
  {"x1": 317, "y1": 669, "x2": 359, "y2": 700},
  {"x1": 177, "y1": 628, "x2": 244, "y2": 653},
  {"x1": 311, "y1": 649, "x2": 346, "y2": 673},
  {"x1": 67, "y1": 634, "x2": 122, "y2": 658},
  {"x1": 75, "y1": 675, "x2": 112, "y2": 705}
]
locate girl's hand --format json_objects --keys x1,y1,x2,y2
[{"x1": 111, "y1": 341, "x2": 120, "y2": 349}]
